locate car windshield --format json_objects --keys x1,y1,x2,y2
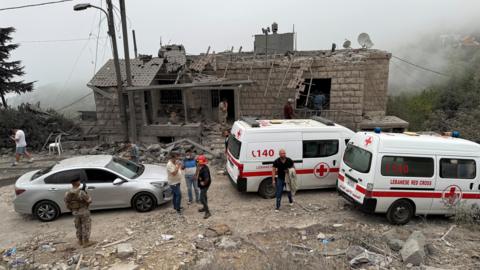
[
  {"x1": 106, "y1": 157, "x2": 144, "y2": 179},
  {"x1": 31, "y1": 165, "x2": 54, "y2": 181},
  {"x1": 343, "y1": 144, "x2": 372, "y2": 173}
]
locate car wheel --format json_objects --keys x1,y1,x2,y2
[
  {"x1": 133, "y1": 193, "x2": 156, "y2": 212},
  {"x1": 33, "y1": 201, "x2": 60, "y2": 222},
  {"x1": 387, "y1": 199, "x2": 415, "y2": 225},
  {"x1": 259, "y1": 178, "x2": 275, "y2": 199}
]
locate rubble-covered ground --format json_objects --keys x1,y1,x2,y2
[{"x1": 1, "y1": 152, "x2": 480, "y2": 270}]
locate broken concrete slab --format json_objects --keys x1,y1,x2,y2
[
  {"x1": 400, "y1": 231, "x2": 427, "y2": 266},
  {"x1": 216, "y1": 237, "x2": 239, "y2": 249},
  {"x1": 116, "y1": 243, "x2": 134, "y2": 258}
]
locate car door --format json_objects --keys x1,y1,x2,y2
[
  {"x1": 430, "y1": 156, "x2": 478, "y2": 214},
  {"x1": 43, "y1": 169, "x2": 85, "y2": 212},
  {"x1": 84, "y1": 169, "x2": 132, "y2": 209},
  {"x1": 301, "y1": 133, "x2": 341, "y2": 188}
]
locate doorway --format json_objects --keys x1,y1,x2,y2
[
  {"x1": 211, "y1": 89, "x2": 235, "y2": 120},
  {"x1": 296, "y1": 78, "x2": 331, "y2": 110}
]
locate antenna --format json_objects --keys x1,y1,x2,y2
[
  {"x1": 343, "y1": 39, "x2": 351, "y2": 49},
  {"x1": 357, "y1": 33, "x2": 374, "y2": 49}
]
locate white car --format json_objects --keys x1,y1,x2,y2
[{"x1": 13, "y1": 155, "x2": 172, "y2": 222}]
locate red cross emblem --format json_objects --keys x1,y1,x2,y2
[
  {"x1": 365, "y1": 136, "x2": 373, "y2": 147},
  {"x1": 236, "y1": 130, "x2": 242, "y2": 139},
  {"x1": 441, "y1": 185, "x2": 463, "y2": 207},
  {"x1": 313, "y1": 162, "x2": 330, "y2": 179}
]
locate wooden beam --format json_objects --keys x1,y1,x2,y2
[
  {"x1": 124, "y1": 80, "x2": 254, "y2": 92},
  {"x1": 182, "y1": 89, "x2": 188, "y2": 124},
  {"x1": 89, "y1": 85, "x2": 114, "y2": 100}
]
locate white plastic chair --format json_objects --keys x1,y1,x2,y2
[{"x1": 48, "y1": 134, "x2": 63, "y2": 155}]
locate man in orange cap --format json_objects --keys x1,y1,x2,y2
[{"x1": 196, "y1": 155, "x2": 212, "y2": 219}]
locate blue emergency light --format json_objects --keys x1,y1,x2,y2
[
  {"x1": 374, "y1": 127, "x2": 381, "y2": 134},
  {"x1": 452, "y1": 131, "x2": 460, "y2": 138}
]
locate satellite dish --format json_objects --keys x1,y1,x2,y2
[
  {"x1": 343, "y1": 39, "x2": 351, "y2": 49},
  {"x1": 357, "y1": 33, "x2": 374, "y2": 49}
]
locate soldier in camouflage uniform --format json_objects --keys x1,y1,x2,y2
[{"x1": 64, "y1": 178, "x2": 94, "y2": 247}]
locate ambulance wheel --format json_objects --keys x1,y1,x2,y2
[
  {"x1": 387, "y1": 199, "x2": 414, "y2": 225},
  {"x1": 259, "y1": 179, "x2": 275, "y2": 199}
]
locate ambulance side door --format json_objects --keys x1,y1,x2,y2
[
  {"x1": 301, "y1": 133, "x2": 341, "y2": 188},
  {"x1": 430, "y1": 156, "x2": 478, "y2": 214},
  {"x1": 375, "y1": 154, "x2": 436, "y2": 214}
]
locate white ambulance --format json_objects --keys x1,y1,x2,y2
[
  {"x1": 337, "y1": 130, "x2": 480, "y2": 224},
  {"x1": 226, "y1": 117, "x2": 355, "y2": 198}
]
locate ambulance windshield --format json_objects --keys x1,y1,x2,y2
[
  {"x1": 228, "y1": 135, "x2": 242, "y2": 159},
  {"x1": 343, "y1": 144, "x2": 372, "y2": 173}
]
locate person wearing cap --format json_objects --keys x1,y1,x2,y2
[
  {"x1": 167, "y1": 152, "x2": 183, "y2": 214},
  {"x1": 182, "y1": 150, "x2": 199, "y2": 204},
  {"x1": 196, "y1": 155, "x2": 212, "y2": 219},
  {"x1": 283, "y1": 98, "x2": 295, "y2": 119},
  {"x1": 64, "y1": 177, "x2": 94, "y2": 247}
]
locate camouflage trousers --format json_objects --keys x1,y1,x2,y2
[{"x1": 73, "y1": 209, "x2": 91, "y2": 243}]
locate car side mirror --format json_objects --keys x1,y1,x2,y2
[{"x1": 113, "y1": 178, "x2": 125, "y2": 185}]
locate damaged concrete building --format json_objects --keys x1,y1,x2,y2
[{"x1": 87, "y1": 24, "x2": 407, "y2": 143}]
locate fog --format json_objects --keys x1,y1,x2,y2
[{"x1": 2, "y1": 0, "x2": 480, "y2": 103}]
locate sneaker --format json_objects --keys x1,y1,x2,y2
[
  {"x1": 275, "y1": 209, "x2": 279, "y2": 213},
  {"x1": 198, "y1": 208, "x2": 206, "y2": 212},
  {"x1": 176, "y1": 210, "x2": 182, "y2": 215},
  {"x1": 203, "y1": 212, "x2": 211, "y2": 219},
  {"x1": 289, "y1": 203, "x2": 294, "y2": 207}
]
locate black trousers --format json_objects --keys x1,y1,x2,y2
[{"x1": 200, "y1": 188, "x2": 209, "y2": 213}]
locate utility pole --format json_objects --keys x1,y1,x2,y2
[
  {"x1": 132, "y1": 30, "x2": 138, "y2": 58},
  {"x1": 106, "y1": 0, "x2": 128, "y2": 141},
  {"x1": 119, "y1": 0, "x2": 137, "y2": 142}
]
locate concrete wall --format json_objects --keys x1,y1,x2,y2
[{"x1": 254, "y1": 33, "x2": 295, "y2": 55}]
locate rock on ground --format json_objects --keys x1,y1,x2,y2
[
  {"x1": 108, "y1": 262, "x2": 139, "y2": 270},
  {"x1": 400, "y1": 231, "x2": 427, "y2": 266},
  {"x1": 205, "y1": 223, "x2": 231, "y2": 237},
  {"x1": 116, "y1": 243, "x2": 134, "y2": 258}
]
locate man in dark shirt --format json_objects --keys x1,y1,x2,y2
[
  {"x1": 196, "y1": 155, "x2": 212, "y2": 219},
  {"x1": 283, "y1": 98, "x2": 295, "y2": 119},
  {"x1": 272, "y1": 149, "x2": 294, "y2": 211}
]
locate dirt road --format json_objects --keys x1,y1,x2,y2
[{"x1": 1, "y1": 167, "x2": 479, "y2": 269}]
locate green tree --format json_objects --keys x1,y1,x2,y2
[{"x1": 0, "y1": 27, "x2": 34, "y2": 108}]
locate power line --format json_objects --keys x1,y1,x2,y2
[
  {"x1": 57, "y1": 92, "x2": 93, "y2": 111},
  {"x1": 18, "y1": 37, "x2": 108, "y2": 44},
  {"x1": 392, "y1": 55, "x2": 449, "y2": 77},
  {"x1": 0, "y1": 0, "x2": 73, "y2": 11}
]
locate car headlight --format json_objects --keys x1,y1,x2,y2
[{"x1": 151, "y1": 181, "x2": 168, "y2": 189}]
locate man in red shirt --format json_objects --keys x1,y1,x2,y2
[{"x1": 283, "y1": 98, "x2": 295, "y2": 119}]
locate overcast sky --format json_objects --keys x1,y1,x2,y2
[{"x1": 2, "y1": 0, "x2": 479, "y2": 88}]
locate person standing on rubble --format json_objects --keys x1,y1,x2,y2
[
  {"x1": 167, "y1": 152, "x2": 183, "y2": 214},
  {"x1": 64, "y1": 177, "x2": 95, "y2": 247},
  {"x1": 197, "y1": 155, "x2": 212, "y2": 219},
  {"x1": 283, "y1": 99, "x2": 295, "y2": 119},
  {"x1": 182, "y1": 150, "x2": 199, "y2": 204},
  {"x1": 10, "y1": 128, "x2": 33, "y2": 166},
  {"x1": 272, "y1": 149, "x2": 294, "y2": 212},
  {"x1": 218, "y1": 98, "x2": 228, "y2": 126},
  {"x1": 129, "y1": 142, "x2": 140, "y2": 164}
]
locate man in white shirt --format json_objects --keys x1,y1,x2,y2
[
  {"x1": 10, "y1": 129, "x2": 33, "y2": 166},
  {"x1": 167, "y1": 152, "x2": 183, "y2": 214}
]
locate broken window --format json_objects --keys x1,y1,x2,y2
[
  {"x1": 160, "y1": 90, "x2": 182, "y2": 105},
  {"x1": 296, "y1": 78, "x2": 331, "y2": 110}
]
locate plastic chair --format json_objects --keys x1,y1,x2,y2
[{"x1": 48, "y1": 134, "x2": 63, "y2": 155}]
